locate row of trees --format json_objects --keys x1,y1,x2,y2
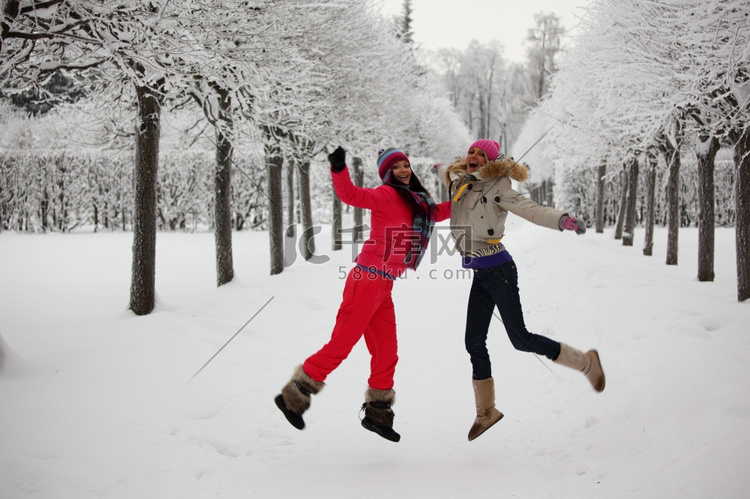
[
  {"x1": 1, "y1": 145, "x2": 738, "y2": 234},
  {"x1": 514, "y1": 0, "x2": 749, "y2": 301},
  {"x1": 1, "y1": 0, "x2": 470, "y2": 315},
  {"x1": 2, "y1": 0, "x2": 747, "y2": 311}
]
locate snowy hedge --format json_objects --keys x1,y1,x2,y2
[
  {"x1": 0, "y1": 150, "x2": 269, "y2": 233},
  {"x1": 549, "y1": 148, "x2": 736, "y2": 228}
]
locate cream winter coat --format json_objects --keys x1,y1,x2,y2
[{"x1": 436, "y1": 157, "x2": 566, "y2": 256}]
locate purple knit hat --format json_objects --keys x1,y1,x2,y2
[
  {"x1": 468, "y1": 139, "x2": 500, "y2": 161},
  {"x1": 377, "y1": 147, "x2": 410, "y2": 181}
]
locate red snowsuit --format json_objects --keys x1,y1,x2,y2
[{"x1": 303, "y1": 166, "x2": 450, "y2": 390}]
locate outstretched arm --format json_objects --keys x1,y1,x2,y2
[
  {"x1": 329, "y1": 146, "x2": 395, "y2": 211},
  {"x1": 435, "y1": 200, "x2": 451, "y2": 222},
  {"x1": 499, "y1": 188, "x2": 567, "y2": 231}
]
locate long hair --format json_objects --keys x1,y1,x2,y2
[{"x1": 384, "y1": 168, "x2": 434, "y2": 218}]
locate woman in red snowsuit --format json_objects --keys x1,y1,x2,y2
[{"x1": 275, "y1": 146, "x2": 450, "y2": 442}]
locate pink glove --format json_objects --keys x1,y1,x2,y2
[{"x1": 561, "y1": 216, "x2": 586, "y2": 235}]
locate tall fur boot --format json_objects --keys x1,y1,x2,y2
[
  {"x1": 468, "y1": 377, "x2": 504, "y2": 441},
  {"x1": 555, "y1": 343, "x2": 605, "y2": 392},
  {"x1": 275, "y1": 365, "x2": 325, "y2": 429},
  {"x1": 361, "y1": 387, "x2": 400, "y2": 442}
]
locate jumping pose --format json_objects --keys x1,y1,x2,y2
[
  {"x1": 276, "y1": 146, "x2": 450, "y2": 442},
  {"x1": 436, "y1": 139, "x2": 605, "y2": 441}
]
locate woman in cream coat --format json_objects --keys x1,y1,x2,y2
[{"x1": 436, "y1": 139, "x2": 605, "y2": 441}]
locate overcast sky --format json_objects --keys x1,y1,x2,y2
[{"x1": 379, "y1": 0, "x2": 592, "y2": 62}]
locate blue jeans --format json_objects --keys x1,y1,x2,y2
[{"x1": 465, "y1": 260, "x2": 561, "y2": 380}]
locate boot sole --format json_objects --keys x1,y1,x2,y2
[
  {"x1": 468, "y1": 412, "x2": 504, "y2": 441},
  {"x1": 361, "y1": 417, "x2": 401, "y2": 442},
  {"x1": 589, "y1": 350, "x2": 605, "y2": 392},
  {"x1": 275, "y1": 394, "x2": 305, "y2": 430}
]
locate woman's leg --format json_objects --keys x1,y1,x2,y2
[
  {"x1": 363, "y1": 278, "x2": 397, "y2": 390},
  {"x1": 303, "y1": 270, "x2": 388, "y2": 382},
  {"x1": 478, "y1": 261, "x2": 561, "y2": 360},
  {"x1": 480, "y1": 261, "x2": 605, "y2": 392},
  {"x1": 359, "y1": 277, "x2": 401, "y2": 442},
  {"x1": 464, "y1": 271, "x2": 504, "y2": 440},
  {"x1": 464, "y1": 272, "x2": 497, "y2": 380}
]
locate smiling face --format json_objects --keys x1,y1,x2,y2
[
  {"x1": 391, "y1": 160, "x2": 412, "y2": 185},
  {"x1": 466, "y1": 147, "x2": 488, "y2": 174}
]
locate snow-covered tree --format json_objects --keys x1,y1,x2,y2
[
  {"x1": 678, "y1": 0, "x2": 750, "y2": 299},
  {"x1": 519, "y1": 0, "x2": 750, "y2": 301},
  {"x1": 2, "y1": 0, "x2": 474, "y2": 300},
  {"x1": 525, "y1": 11, "x2": 565, "y2": 100},
  {"x1": 2, "y1": 1, "x2": 274, "y2": 308}
]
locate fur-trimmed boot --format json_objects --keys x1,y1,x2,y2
[
  {"x1": 360, "y1": 388, "x2": 401, "y2": 442},
  {"x1": 468, "y1": 377, "x2": 504, "y2": 441},
  {"x1": 554, "y1": 343, "x2": 605, "y2": 392},
  {"x1": 275, "y1": 365, "x2": 325, "y2": 429}
]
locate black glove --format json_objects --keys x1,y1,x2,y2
[{"x1": 328, "y1": 146, "x2": 346, "y2": 172}]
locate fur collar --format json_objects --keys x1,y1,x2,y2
[{"x1": 443, "y1": 157, "x2": 529, "y2": 186}]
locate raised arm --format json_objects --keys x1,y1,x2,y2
[{"x1": 329, "y1": 146, "x2": 395, "y2": 211}]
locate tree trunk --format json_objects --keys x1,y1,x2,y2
[
  {"x1": 662, "y1": 120, "x2": 682, "y2": 266},
  {"x1": 529, "y1": 185, "x2": 539, "y2": 204},
  {"x1": 595, "y1": 161, "x2": 606, "y2": 233},
  {"x1": 438, "y1": 175, "x2": 448, "y2": 202},
  {"x1": 733, "y1": 125, "x2": 750, "y2": 301},
  {"x1": 332, "y1": 179, "x2": 342, "y2": 251},
  {"x1": 544, "y1": 179, "x2": 554, "y2": 207},
  {"x1": 352, "y1": 156, "x2": 364, "y2": 243},
  {"x1": 214, "y1": 89, "x2": 234, "y2": 286},
  {"x1": 41, "y1": 184, "x2": 49, "y2": 233},
  {"x1": 129, "y1": 82, "x2": 161, "y2": 316},
  {"x1": 643, "y1": 148, "x2": 658, "y2": 256},
  {"x1": 298, "y1": 159, "x2": 315, "y2": 261},
  {"x1": 286, "y1": 158, "x2": 296, "y2": 238},
  {"x1": 614, "y1": 165, "x2": 627, "y2": 240},
  {"x1": 1, "y1": 1, "x2": 20, "y2": 52},
  {"x1": 622, "y1": 154, "x2": 639, "y2": 247},
  {"x1": 696, "y1": 133, "x2": 719, "y2": 282},
  {"x1": 265, "y1": 139, "x2": 284, "y2": 275}
]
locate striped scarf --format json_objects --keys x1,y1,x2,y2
[{"x1": 392, "y1": 184, "x2": 437, "y2": 270}]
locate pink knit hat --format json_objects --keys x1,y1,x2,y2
[{"x1": 468, "y1": 139, "x2": 500, "y2": 161}]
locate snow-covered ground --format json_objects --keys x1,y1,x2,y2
[{"x1": 1, "y1": 217, "x2": 748, "y2": 498}]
